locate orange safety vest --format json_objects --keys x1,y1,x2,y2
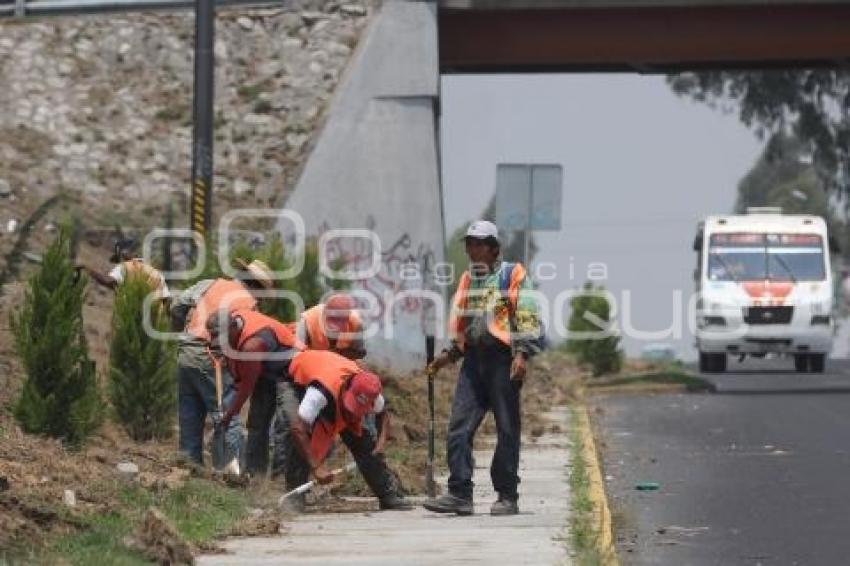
[
  {"x1": 233, "y1": 310, "x2": 304, "y2": 352},
  {"x1": 447, "y1": 263, "x2": 527, "y2": 352},
  {"x1": 302, "y1": 305, "x2": 362, "y2": 351},
  {"x1": 289, "y1": 350, "x2": 362, "y2": 463},
  {"x1": 122, "y1": 259, "x2": 164, "y2": 292},
  {"x1": 185, "y1": 279, "x2": 257, "y2": 342}
]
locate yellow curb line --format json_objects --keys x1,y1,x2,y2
[{"x1": 575, "y1": 404, "x2": 619, "y2": 566}]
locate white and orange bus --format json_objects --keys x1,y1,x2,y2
[{"x1": 694, "y1": 208, "x2": 833, "y2": 373}]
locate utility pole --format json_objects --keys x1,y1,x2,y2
[{"x1": 190, "y1": 0, "x2": 215, "y2": 238}]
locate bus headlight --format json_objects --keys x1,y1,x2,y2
[
  {"x1": 699, "y1": 315, "x2": 727, "y2": 328},
  {"x1": 709, "y1": 302, "x2": 726, "y2": 313}
]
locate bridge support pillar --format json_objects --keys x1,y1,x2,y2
[{"x1": 281, "y1": 0, "x2": 445, "y2": 371}]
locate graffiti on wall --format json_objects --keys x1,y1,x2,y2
[{"x1": 317, "y1": 216, "x2": 440, "y2": 335}]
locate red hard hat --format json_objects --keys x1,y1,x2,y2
[
  {"x1": 342, "y1": 371, "x2": 381, "y2": 419},
  {"x1": 324, "y1": 294, "x2": 355, "y2": 333}
]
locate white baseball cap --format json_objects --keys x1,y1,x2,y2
[{"x1": 465, "y1": 220, "x2": 499, "y2": 241}]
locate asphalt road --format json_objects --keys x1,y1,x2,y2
[{"x1": 593, "y1": 357, "x2": 850, "y2": 566}]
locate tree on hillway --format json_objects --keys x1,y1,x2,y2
[
  {"x1": 11, "y1": 229, "x2": 102, "y2": 447},
  {"x1": 108, "y1": 274, "x2": 176, "y2": 441}
]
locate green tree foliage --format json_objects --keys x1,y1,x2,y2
[
  {"x1": 184, "y1": 237, "x2": 226, "y2": 284},
  {"x1": 667, "y1": 70, "x2": 850, "y2": 193},
  {"x1": 108, "y1": 275, "x2": 176, "y2": 441},
  {"x1": 11, "y1": 230, "x2": 102, "y2": 447},
  {"x1": 735, "y1": 134, "x2": 818, "y2": 213},
  {"x1": 444, "y1": 224, "x2": 470, "y2": 299},
  {"x1": 565, "y1": 282, "x2": 622, "y2": 377},
  {"x1": 736, "y1": 133, "x2": 848, "y2": 254}
]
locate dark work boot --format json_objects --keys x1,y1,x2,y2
[
  {"x1": 423, "y1": 493, "x2": 473, "y2": 516},
  {"x1": 490, "y1": 494, "x2": 519, "y2": 516},
  {"x1": 378, "y1": 493, "x2": 414, "y2": 511}
]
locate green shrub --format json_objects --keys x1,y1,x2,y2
[
  {"x1": 566, "y1": 282, "x2": 622, "y2": 377},
  {"x1": 253, "y1": 100, "x2": 273, "y2": 114},
  {"x1": 237, "y1": 81, "x2": 269, "y2": 101},
  {"x1": 11, "y1": 230, "x2": 102, "y2": 447},
  {"x1": 108, "y1": 275, "x2": 176, "y2": 441},
  {"x1": 154, "y1": 105, "x2": 188, "y2": 122}
]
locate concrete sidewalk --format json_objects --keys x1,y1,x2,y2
[{"x1": 199, "y1": 407, "x2": 571, "y2": 566}]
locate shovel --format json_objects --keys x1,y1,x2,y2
[
  {"x1": 278, "y1": 462, "x2": 358, "y2": 506},
  {"x1": 425, "y1": 335, "x2": 436, "y2": 498},
  {"x1": 211, "y1": 355, "x2": 240, "y2": 475}
]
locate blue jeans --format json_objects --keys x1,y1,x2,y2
[
  {"x1": 446, "y1": 344, "x2": 521, "y2": 501},
  {"x1": 177, "y1": 359, "x2": 242, "y2": 467},
  {"x1": 243, "y1": 374, "x2": 277, "y2": 475},
  {"x1": 271, "y1": 380, "x2": 301, "y2": 481}
]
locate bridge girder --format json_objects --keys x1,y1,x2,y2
[{"x1": 439, "y1": 2, "x2": 850, "y2": 73}]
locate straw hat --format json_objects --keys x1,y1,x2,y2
[{"x1": 233, "y1": 258, "x2": 274, "y2": 289}]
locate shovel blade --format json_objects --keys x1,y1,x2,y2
[{"x1": 211, "y1": 423, "x2": 239, "y2": 473}]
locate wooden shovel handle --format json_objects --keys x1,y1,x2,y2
[{"x1": 213, "y1": 357, "x2": 223, "y2": 410}]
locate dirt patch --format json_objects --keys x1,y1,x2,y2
[
  {"x1": 308, "y1": 495, "x2": 378, "y2": 515},
  {"x1": 0, "y1": 413, "x2": 184, "y2": 554},
  {"x1": 126, "y1": 507, "x2": 196, "y2": 565},
  {"x1": 228, "y1": 508, "x2": 283, "y2": 537},
  {"x1": 0, "y1": 492, "x2": 86, "y2": 551}
]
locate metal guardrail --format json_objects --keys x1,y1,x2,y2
[{"x1": 0, "y1": 0, "x2": 284, "y2": 18}]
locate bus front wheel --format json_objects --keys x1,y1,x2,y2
[
  {"x1": 699, "y1": 352, "x2": 726, "y2": 373},
  {"x1": 810, "y1": 353, "x2": 826, "y2": 373}
]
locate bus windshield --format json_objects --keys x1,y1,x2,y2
[{"x1": 707, "y1": 233, "x2": 826, "y2": 282}]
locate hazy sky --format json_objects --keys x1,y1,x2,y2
[{"x1": 440, "y1": 74, "x2": 764, "y2": 359}]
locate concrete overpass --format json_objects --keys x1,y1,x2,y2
[{"x1": 439, "y1": 0, "x2": 850, "y2": 72}]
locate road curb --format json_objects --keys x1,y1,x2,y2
[{"x1": 575, "y1": 404, "x2": 619, "y2": 565}]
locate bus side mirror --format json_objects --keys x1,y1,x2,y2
[
  {"x1": 693, "y1": 235, "x2": 703, "y2": 252},
  {"x1": 829, "y1": 236, "x2": 841, "y2": 254}
]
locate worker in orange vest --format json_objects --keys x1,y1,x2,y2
[
  {"x1": 271, "y1": 293, "x2": 367, "y2": 479},
  {"x1": 280, "y1": 350, "x2": 412, "y2": 511},
  {"x1": 295, "y1": 293, "x2": 366, "y2": 360},
  {"x1": 205, "y1": 309, "x2": 304, "y2": 476},
  {"x1": 423, "y1": 220, "x2": 542, "y2": 517},
  {"x1": 76, "y1": 238, "x2": 170, "y2": 301},
  {"x1": 170, "y1": 258, "x2": 274, "y2": 469}
]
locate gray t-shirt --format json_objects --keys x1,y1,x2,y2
[{"x1": 171, "y1": 279, "x2": 216, "y2": 369}]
